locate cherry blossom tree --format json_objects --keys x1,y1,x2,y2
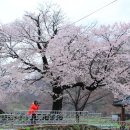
[
  {"x1": 47, "y1": 22, "x2": 130, "y2": 106},
  {"x1": 0, "y1": 3, "x2": 85, "y2": 110},
  {"x1": 0, "y1": 4, "x2": 64, "y2": 107},
  {"x1": 90, "y1": 23, "x2": 130, "y2": 98},
  {"x1": 0, "y1": 3, "x2": 130, "y2": 112}
]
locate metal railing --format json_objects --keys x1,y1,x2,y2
[
  {"x1": 13, "y1": 110, "x2": 101, "y2": 125},
  {"x1": 0, "y1": 113, "x2": 14, "y2": 129},
  {"x1": 1, "y1": 110, "x2": 130, "y2": 130},
  {"x1": 0, "y1": 110, "x2": 101, "y2": 128}
]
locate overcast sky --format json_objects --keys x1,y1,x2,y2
[{"x1": 0, "y1": 0, "x2": 130, "y2": 25}]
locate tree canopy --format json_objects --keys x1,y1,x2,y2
[{"x1": 0, "y1": 4, "x2": 130, "y2": 110}]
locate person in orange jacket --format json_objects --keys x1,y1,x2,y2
[{"x1": 27, "y1": 100, "x2": 40, "y2": 124}]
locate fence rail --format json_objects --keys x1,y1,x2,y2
[
  {"x1": 14, "y1": 110, "x2": 101, "y2": 125},
  {"x1": 0, "y1": 110, "x2": 130, "y2": 130}
]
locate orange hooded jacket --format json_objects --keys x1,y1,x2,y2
[{"x1": 27, "y1": 103, "x2": 39, "y2": 115}]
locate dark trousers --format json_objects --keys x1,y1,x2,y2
[{"x1": 30, "y1": 113, "x2": 36, "y2": 124}]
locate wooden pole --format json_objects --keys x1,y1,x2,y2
[{"x1": 121, "y1": 106, "x2": 125, "y2": 121}]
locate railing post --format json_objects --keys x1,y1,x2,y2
[{"x1": 121, "y1": 106, "x2": 125, "y2": 121}]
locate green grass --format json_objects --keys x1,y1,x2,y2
[{"x1": 1, "y1": 117, "x2": 130, "y2": 129}]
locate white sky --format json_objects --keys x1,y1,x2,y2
[{"x1": 0, "y1": 0, "x2": 130, "y2": 25}]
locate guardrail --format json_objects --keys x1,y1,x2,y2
[
  {"x1": 1, "y1": 110, "x2": 130, "y2": 130},
  {"x1": 13, "y1": 110, "x2": 101, "y2": 125},
  {"x1": 0, "y1": 110, "x2": 101, "y2": 129}
]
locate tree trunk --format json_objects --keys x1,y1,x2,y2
[{"x1": 52, "y1": 86, "x2": 63, "y2": 111}]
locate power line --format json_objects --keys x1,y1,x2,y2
[{"x1": 71, "y1": 0, "x2": 119, "y2": 25}]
